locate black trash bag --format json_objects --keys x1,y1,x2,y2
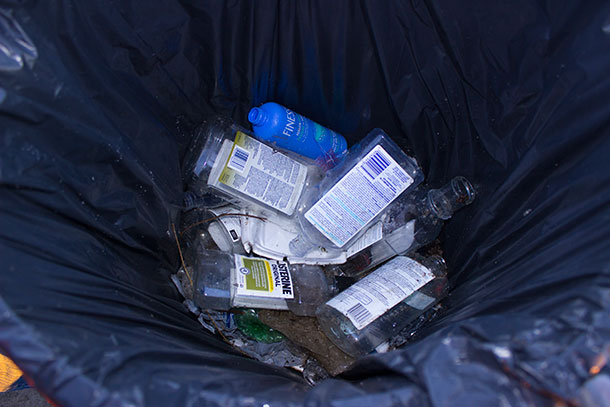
[{"x1": 1, "y1": 1, "x2": 610, "y2": 406}]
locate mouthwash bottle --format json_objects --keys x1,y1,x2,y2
[
  {"x1": 289, "y1": 128, "x2": 423, "y2": 255},
  {"x1": 316, "y1": 254, "x2": 449, "y2": 357},
  {"x1": 326, "y1": 176, "x2": 475, "y2": 277},
  {"x1": 182, "y1": 116, "x2": 322, "y2": 216},
  {"x1": 192, "y1": 249, "x2": 339, "y2": 316},
  {"x1": 248, "y1": 102, "x2": 348, "y2": 170}
]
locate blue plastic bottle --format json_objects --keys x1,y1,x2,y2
[{"x1": 248, "y1": 102, "x2": 347, "y2": 169}]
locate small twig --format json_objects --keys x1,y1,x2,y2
[
  {"x1": 180, "y1": 213, "x2": 267, "y2": 235},
  {"x1": 171, "y1": 223, "x2": 193, "y2": 287}
]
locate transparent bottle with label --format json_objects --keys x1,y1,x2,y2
[
  {"x1": 192, "y1": 248, "x2": 339, "y2": 316},
  {"x1": 289, "y1": 129, "x2": 424, "y2": 255},
  {"x1": 316, "y1": 254, "x2": 448, "y2": 357},
  {"x1": 182, "y1": 116, "x2": 322, "y2": 216},
  {"x1": 326, "y1": 176, "x2": 475, "y2": 277}
]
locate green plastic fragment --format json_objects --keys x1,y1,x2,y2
[{"x1": 234, "y1": 309, "x2": 285, "y2": 343}]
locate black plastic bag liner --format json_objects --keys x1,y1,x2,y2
[{"x1": 1, "y1": 1, "x2": 610, "y2": 406}]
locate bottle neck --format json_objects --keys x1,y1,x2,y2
[
  {"x1": 426, "y1": 176, "x2": 475, "y2": 220},
  {"x1": 248, "y1": 107, "x2": 267, "y2": 127}
]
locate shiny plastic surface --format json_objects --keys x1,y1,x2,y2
[
  {"x1": 249, "y1": 102, "x2": 347, "y2": 169},
  {"x1": 317, "y1": 255, "x2": 448, "y2": 357}
]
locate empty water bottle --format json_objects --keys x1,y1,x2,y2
[
  {"x1": 326, "y1": 176, "x2": 475, "y2": 277},
  {"x1": 317, "y1": 254, "x2": 449, "y2": 357},
  {"x1": 289, "y1": 129, "x2": 424, "y2": 255}
]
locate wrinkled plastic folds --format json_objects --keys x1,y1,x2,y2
[
  {"x1": 1, "y1": 1, "x2": 609, "y2": 406},
  {"x1": 0, "y1": 8, "x2": 37, "y2": 72}
]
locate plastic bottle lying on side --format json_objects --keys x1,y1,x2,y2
[
  {"x1": 289, "y1": 128, "x2": 423, "y2": 255},
  {"x1": 182, "y1": 116, "x2": 322, "y2": 216},
  {"x1": 192, "y1": 249, "x2": 339, "y2": 316},
  {"x1": 316, "y1": 254, "x2": 448, "y2": 357},
  {"x1": 326, "y1": 176, "x2": 476, "y2": 277},
  {"x1": 248, "y1": 102, "x2": 348, "y2": 170}
]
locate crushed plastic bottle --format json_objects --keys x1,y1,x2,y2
[
  {"x1": 178, "y1": 208, "x2": 221, "y2": 267},
  {"x1": 316, "y1": 254, "x2": 449, "y2": 357},
  {"x1": 326, "y1": 176, "x2": 475, "y2": 277},
  {"x1": 182, "y1": 116, "x2": 322, "y2": 216},
  {"x1": 248, "y1": 102, "x2": 347, "y2": 169},
  {"x1": 290, "y1": 128, "x2": 423, "y2": 254},
  {"x1": 240, "y1": 207, "x2": 346, "y2": 265}
]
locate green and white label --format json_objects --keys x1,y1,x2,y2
[
  {"x1": 234, "y1": 254, "x2": 294, "y2": 299},
  {"x1": 208, "y1": 131, "x2": 308, "y2": 215}
]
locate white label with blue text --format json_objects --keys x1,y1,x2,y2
[
  {"x1": 304, "y1": 145, "x2": 413, "y2": 247},
  {"x1": 327, "y1": 256, "x2": 434, "y2": 330}
]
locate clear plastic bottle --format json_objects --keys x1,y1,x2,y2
[
  {"x1": 326, "y1": 176, "x2": 475, "y2": 277},
  {"x1": 289, "y1": 129, "x2": 424, "y2": 254},
  {"x1": 182, "y1": 116, "x2": 322, "y2": 216},
  {"x1": 179, "y1": 208, "x2": 221, "y2": 268},
  {"x1": 192, "y1": 249, "x2": 337, "y2": 316},
  {"x1": 316, "y1": 254, "x2": 448, "y2": 357},
  {"x1": 287, "y1": 265, "x2": 340, "y2": 316}
]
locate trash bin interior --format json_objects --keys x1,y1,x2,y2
[{"x1": 1, "y1": 1, "x2": 609, "y2": 406}]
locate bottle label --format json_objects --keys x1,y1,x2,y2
[
  {"x1": 312, "y1": 122, "x2": 345, "y2": 157},
  {"x1": 305, "y1": 145, "x2": 413, "y2": 247},
  {"x1": 234, "y1": 255, "x2": 294, "y2": 299},
  {"x1": 282, "y1": 109, "x2": 308, "y2": 144},
  {"x1": 209, "y1": 132, "x2": 308, "y2": 215},
  {"x1": 404, "y1": 291, "x2": 436, "y2": 310},
  {"x1": 326, "y1": 256, "x2": 434, "y2": 330},
  {"x1": 346, "y1": 222, "x2": 384, "y2": 258},
  {"x1": 281, "y1": 108, "x2": 346, "y2": 167}
]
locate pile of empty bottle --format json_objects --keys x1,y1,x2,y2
[{"x1": 176, "y1": 102, "x2": 475, "y2": 362}]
